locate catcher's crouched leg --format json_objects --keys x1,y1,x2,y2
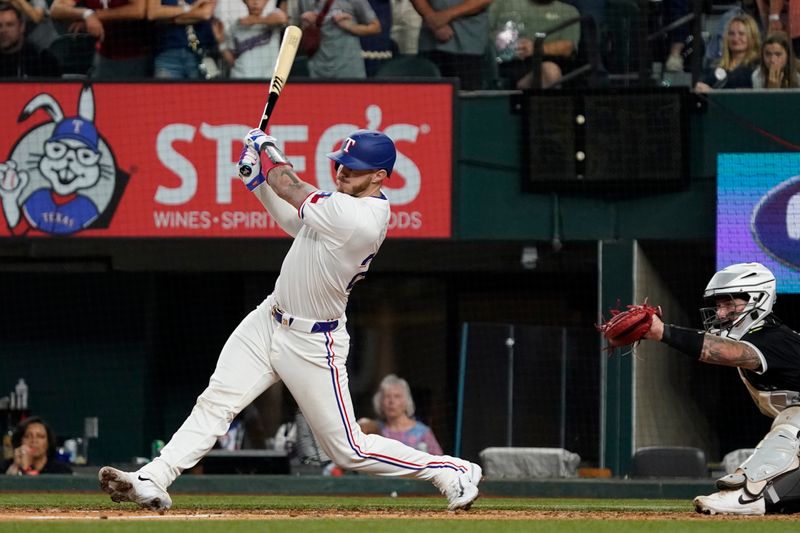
[
  {"x1": 763, "y1": 468, "x2": 800, "y2": 513},
  {"x1": 716, "y1": 406, "x2": 800, "y2": 495}
]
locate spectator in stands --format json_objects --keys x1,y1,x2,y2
[
  {"x1": 0, "y1": 2, "x2": 61, "y2": 76},
  {"x1": 148, "y1": 0, "x2": 219, "y2": 79},
  {"x1": 490, "y1": 0, "x2": 580, "y2": 89},
  {"x1": 562, "y1": 0, "x2": 602, "y2": 32},
  {"x1": 391, "y1": 0, "x2": 421, "y2": 55},
  {"x1": 361, "y1": 0, "x2": 393, "y2": 76},
  {"x1": 2, "y1": 416, "x2": 72, "y2": 475},
  {"x1": 298, "y1": 0, "x2": 380, "y2": 79},
  {"x1": 50, "y1": 0, "x2": 153, "y2": 79},
  {"x1": 695, "y1": 12, "x2": 760, "y2": 92},
  {"x1": 756, "y1": 0, "x2": 800, "y2": 56},
  {"x1": 412, "y1": 0, "x2": 492, "y2": 91},
  {"x1": 6, "y1": 0, "x2": 57, "y2": 50},
  {"x1": 357, "y1": 374, "x2": 443, "y2": 455},
  {"x1": 663, "y1": 0, "x2": 689, "y2": 72},
  {"x1": 752, "y1": 31, "x2": 800, "y2": 88},
  {"x1": 755, "y1": 0, "x2": 785, "y2": 34},
  {"x1": 217, "y1": 0, "x2": 287, "y2": 78}
]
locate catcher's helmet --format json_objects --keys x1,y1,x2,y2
[
  {"x1": 700, "y1": 262, "x2": 776, "y2": 340},
  {"x1": 327, "y1": 130, "x2": 396, "y2": 176}
]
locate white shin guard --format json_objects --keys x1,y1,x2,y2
[{"x1": 737, "y1": 407, "x2": 800, "y2": 496}]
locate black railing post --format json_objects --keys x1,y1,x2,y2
[
  {"x1": 691, "y1": 0, "x2": 704, "y2": 85},
  {"x1": 583, "y1": 15, "x2": 601, "y2": 87},
  {"x1": 531, "y1": 33, "x2": 546, "y2": 89},
  {"x1": 637, "y1": 0, "x2": 652, "y2": 86},
  {"x1": 528, "y1": 15, "x2": 601, "y2": 89}
]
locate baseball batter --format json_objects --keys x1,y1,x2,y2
[{"x1": 98, "y1": 128, "x2": 482, "y2": 512}]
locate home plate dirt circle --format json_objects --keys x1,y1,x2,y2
[{"x1": 1, "y1": 508, "x2": 797, "y2": 521}]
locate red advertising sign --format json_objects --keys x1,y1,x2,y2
[{"x1": 0, "y1": 82, "x2": 453, "y2": 238}]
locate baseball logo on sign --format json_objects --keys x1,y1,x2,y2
[{"x1": 0, "y1": 85, "x2": 129, "y2": 236}]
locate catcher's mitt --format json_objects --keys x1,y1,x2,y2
[{"x1": 596, "y1": 300, "x2": 662, "y2": 348}]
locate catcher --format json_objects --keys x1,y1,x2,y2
[{"x1": 600, "y1": 262, "x2": 800, "y2": 516}]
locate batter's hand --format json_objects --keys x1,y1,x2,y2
[
  {"x1": 240, "y1": 129, "x2": 292, "y2": 190},
  {"x1": 237, "y1": 144, "x2": 266, "y2": 191},
  {"x1": 244, "y1": 128, "x2": 277, "y2": 154}
]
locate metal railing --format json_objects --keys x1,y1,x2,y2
[
  {"x1": 530, "y1": 14, "x2": 602, "y2": 89},
  {"x1": 641, "y1": 0, "x2": 704, "y2": 86},
  {"x1": 528, "y1": 0, "x2": 706, "y2": 88}
]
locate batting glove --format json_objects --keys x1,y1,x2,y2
[
  {"x1": 237, "y1": 144, "x2": 266, "y2": 191},
  {"x1": 244, "y1": 128, "x2": 274, "y2": 154},
  {"x1": 241, "y1": 128, "x2": 292, "y2": 190}
]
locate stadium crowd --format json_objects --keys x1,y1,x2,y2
[{"x1": 0, "y1": 0, "x2": 798, "y2": 89}]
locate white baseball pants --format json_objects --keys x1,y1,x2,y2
[{"x1": 141, "y1": 295, "x2": 468, "y2": 488}]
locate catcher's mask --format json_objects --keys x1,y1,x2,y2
[{"x1": 700, "y1": 262, "x2": 776, "y2": 340}]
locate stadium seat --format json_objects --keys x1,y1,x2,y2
[
  {"x1": 48, "y1": 33, "x2": 96, "y2": 78},
  {"x1": 631, "y1": 446, "x2": 708, "y2": 478},
  {"x1": 375, "y1": 56, "x2": 441, "y2": 79}
]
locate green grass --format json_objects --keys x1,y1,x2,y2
[
  {"x1": 0, "y1": 493, "x2": 790, "y2": 532},
  {"x1": 0, "y1": 493, "x2": 688, "y2": 511}
]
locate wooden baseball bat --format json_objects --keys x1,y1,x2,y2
[
  {"x1": 239, "y1": 25, "x2": 302, "y2": 180},
  {"x1": 260, "y1": 24, "x2": 302, "y2": 131}
]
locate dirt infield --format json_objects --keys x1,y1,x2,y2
[{"x1": 0, "y1": 508, "x2": 796, "y2": 521}]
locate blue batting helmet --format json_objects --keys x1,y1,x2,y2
[{"x1": 327, "y1": 130, "x2": 396, "y2": 177}]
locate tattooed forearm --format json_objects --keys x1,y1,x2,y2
[
  {"x1": 699, "y1": 334, "x2": 761, "y2": 370},
  {"x1": 280, "y1": 167, "x2": 302, "y2": 187},
  {"x1": 268, "y1": 166, "x2": 316, "y2": 208}
]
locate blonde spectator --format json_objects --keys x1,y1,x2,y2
[{"x1": 695, "y1": 13, "x2": 761, "y2": 92}]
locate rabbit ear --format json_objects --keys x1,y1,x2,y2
[
  {"x1": 365, "y1": 104, "x2": 382, "y2": 131},
  {"x1": 77, "y1": 84, "x2": 95, "y2": 122},
  {"x1": 18, "y1": 94, "x2": 64, "y2": 124}
]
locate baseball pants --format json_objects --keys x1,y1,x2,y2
[{"x1": 140, "y1": 294, "x2": 468, "y2": 488}]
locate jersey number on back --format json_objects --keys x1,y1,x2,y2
[{"x1": 346, "y1": 253, "x2": 375, "y2": 293}]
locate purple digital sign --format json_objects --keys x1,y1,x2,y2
[{"x1": 717, "y1": 153, "x2": 800, "y2": 293}]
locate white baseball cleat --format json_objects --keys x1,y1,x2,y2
[
  {"x1": 434, "y1": 462, "x2": 482, "y2": 511},
  {"x1": 98, "y1": 466, "x2": 172, "y2": 513},
  {"x1": 693, "y1": 488, "x2": 765, "y2": 516}
]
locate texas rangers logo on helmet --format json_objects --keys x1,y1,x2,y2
[{"x1": 343, "y1": 138, "x2": 356, "y2": 153}]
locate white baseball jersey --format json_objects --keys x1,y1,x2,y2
[{"x1": 274, "y1": 190, "x2": 389, "y2": 320}]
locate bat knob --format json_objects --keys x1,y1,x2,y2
[{"x1": 239, "y1": 165, "x2": 253, "y2": 178}]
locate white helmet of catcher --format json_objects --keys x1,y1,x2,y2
[{"x1": 700, "y1": 262, "x2": 776, "y2": 340}]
